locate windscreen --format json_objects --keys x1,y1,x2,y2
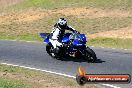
[{"x1": 69, "y1": 33, "x2": 82, "y2": 41}]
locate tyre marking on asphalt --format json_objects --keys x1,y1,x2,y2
[{"x1": 1, "y1": 63, "x2": 121, "y2": 88}]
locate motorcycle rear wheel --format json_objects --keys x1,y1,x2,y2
[
  {"x1": 46, "y1": 43, "x2": 54, "y2": 57},
  {"x1": 46, "y1": 43, "x2": 64, "y2": 60}
]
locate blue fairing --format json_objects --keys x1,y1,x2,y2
[
  {"x1": 80, "y1": 34, "x2": 86, "y2": 43},
  {"x1": 72, "y1": 40, "x2": 81, "y2": 45},
  {"x1": 40, "y1": 33, "x2": 49, "y2": 43},
  {"x1": 40, "y1": 32, "x2": 87, "y2": 45},
  {"x1": 61, "y1": 33, "x2": 71, "y2": 43},
  {"x1": 72, "y1": 34, "x2": 86, "y2": 45},
  {"x1": 40, "y1": 33, "x2": 45, "y2": 39},
  {"x1": 44, "y1": 38, "x2": 49, "y2": 43},
  {"x1": 61, "y1": 37, "x2": 69, "y2": 42}
]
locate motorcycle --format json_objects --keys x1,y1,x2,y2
[{"x1": 40, "y1": 31, "x2": 97, "y2": 62}]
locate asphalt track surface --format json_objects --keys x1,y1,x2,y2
[{"x1": 0, "y1": 40, "x2": 132, "y2": 88}]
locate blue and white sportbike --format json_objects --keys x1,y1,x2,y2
[{"x1": 40, "y1": 31, "x2": 97, "y2": 62}]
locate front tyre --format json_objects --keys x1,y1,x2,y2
[{"x1": 84, "y1": 47, "x2": 97, "y2": 63}]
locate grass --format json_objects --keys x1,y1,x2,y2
[
  {"x1": 0, "y1": 33, "x2": 42, "y2": 41},
  {"x1": 9, "y1": 0, "x2": 132, "y2": 11},
  {"x1": 0, "y1": 78, "x2": 30, "y2": 88},
  {"x1": 0, "y1": 64, "x2": 97, "y2": 88},
  {"x1": 88, "y1": 37, "x2": 132, "y2": 49},
  {"x1": 68, "y1": 17, "x2": 132, "y2": 34},
  {"x1": 0, "y1": 0, "x2": 23, "y2": 12}
]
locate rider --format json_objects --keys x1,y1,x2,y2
[{"x1": 49, "y1": 17, "x2": 78, "y2": 54}]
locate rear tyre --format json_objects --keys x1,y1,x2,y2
[
  {"x1": 54, "y1": 47, "x2": 64, "y2": 60},
  {"x1": 46, "y1": 43, "x2": 54, "y2": 57},
  {"x1": 46, "y1": 43, "x2": 64, "y2": 60},
  {"x1": 84, "y1": 47, "x2": 97, "y2": 63}
]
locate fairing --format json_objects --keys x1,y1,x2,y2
[
  {"x1": 40, "y1": 33, "x2": 49, "y2": 43},
  {"x1": 40, "y1": 32, "x2": 87, "y2": 45}
]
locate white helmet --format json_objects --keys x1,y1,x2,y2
[{"x1": 57, "y1": 18, "x2": 67, "y2": 28}]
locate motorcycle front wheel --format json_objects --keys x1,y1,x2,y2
[{"x1": 84, "y1": 47, "x2": 97, "y2": 63}]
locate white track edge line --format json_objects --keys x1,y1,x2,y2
[
  {"x1": 1, "y1": 63, "x2": 121, "y2": 88},
  {"x1": 102, "y1": 84, "x2": 121, "y2": 88},
  {"x1": 1, "y1": 63, "x2": 75, "y2": 79}
]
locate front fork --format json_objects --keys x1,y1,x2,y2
[{"x1": 78, "y1": 45, "x2": 88, "y2": 56}]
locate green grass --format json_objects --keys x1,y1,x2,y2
[
  {"x1": 0, "y1": 78, "x2": 29, "y2": 88},
  {"x1": 88, "y1": 37, "x2": 132, "y2": 49},
  {"x1": 10, "y1": 0, "x2": 132, "y2": 11},
  {"x1": 0, "y1": 33, "x2": 42, "y2": 41},
  {"x1": 0, "y1": 64, "x2": 97, "y2": 88}
]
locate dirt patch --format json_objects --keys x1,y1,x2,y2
[
  {"x1": 54, "y1": 7, "x2": 132, "y2": 18},
  {"x1": 88, "y1": 25, "x2": 132, "y2": 39},
  {"x1": 0, "y1": 0, "x2": 23, "y2": 9},
  {"x1": 0, "y1": 7, "x2": 132, "y2": 23},
  {"x1": 0, "y1": 10, "x2": 50, "y2": 23}
]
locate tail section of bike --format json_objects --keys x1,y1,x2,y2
[{"x1": 40, "y1": 33, "x2": 50, "y2": 43}]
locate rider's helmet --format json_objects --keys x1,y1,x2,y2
[{"x1": 57, "y1": 18, "x2": 67, "y2": 29}]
